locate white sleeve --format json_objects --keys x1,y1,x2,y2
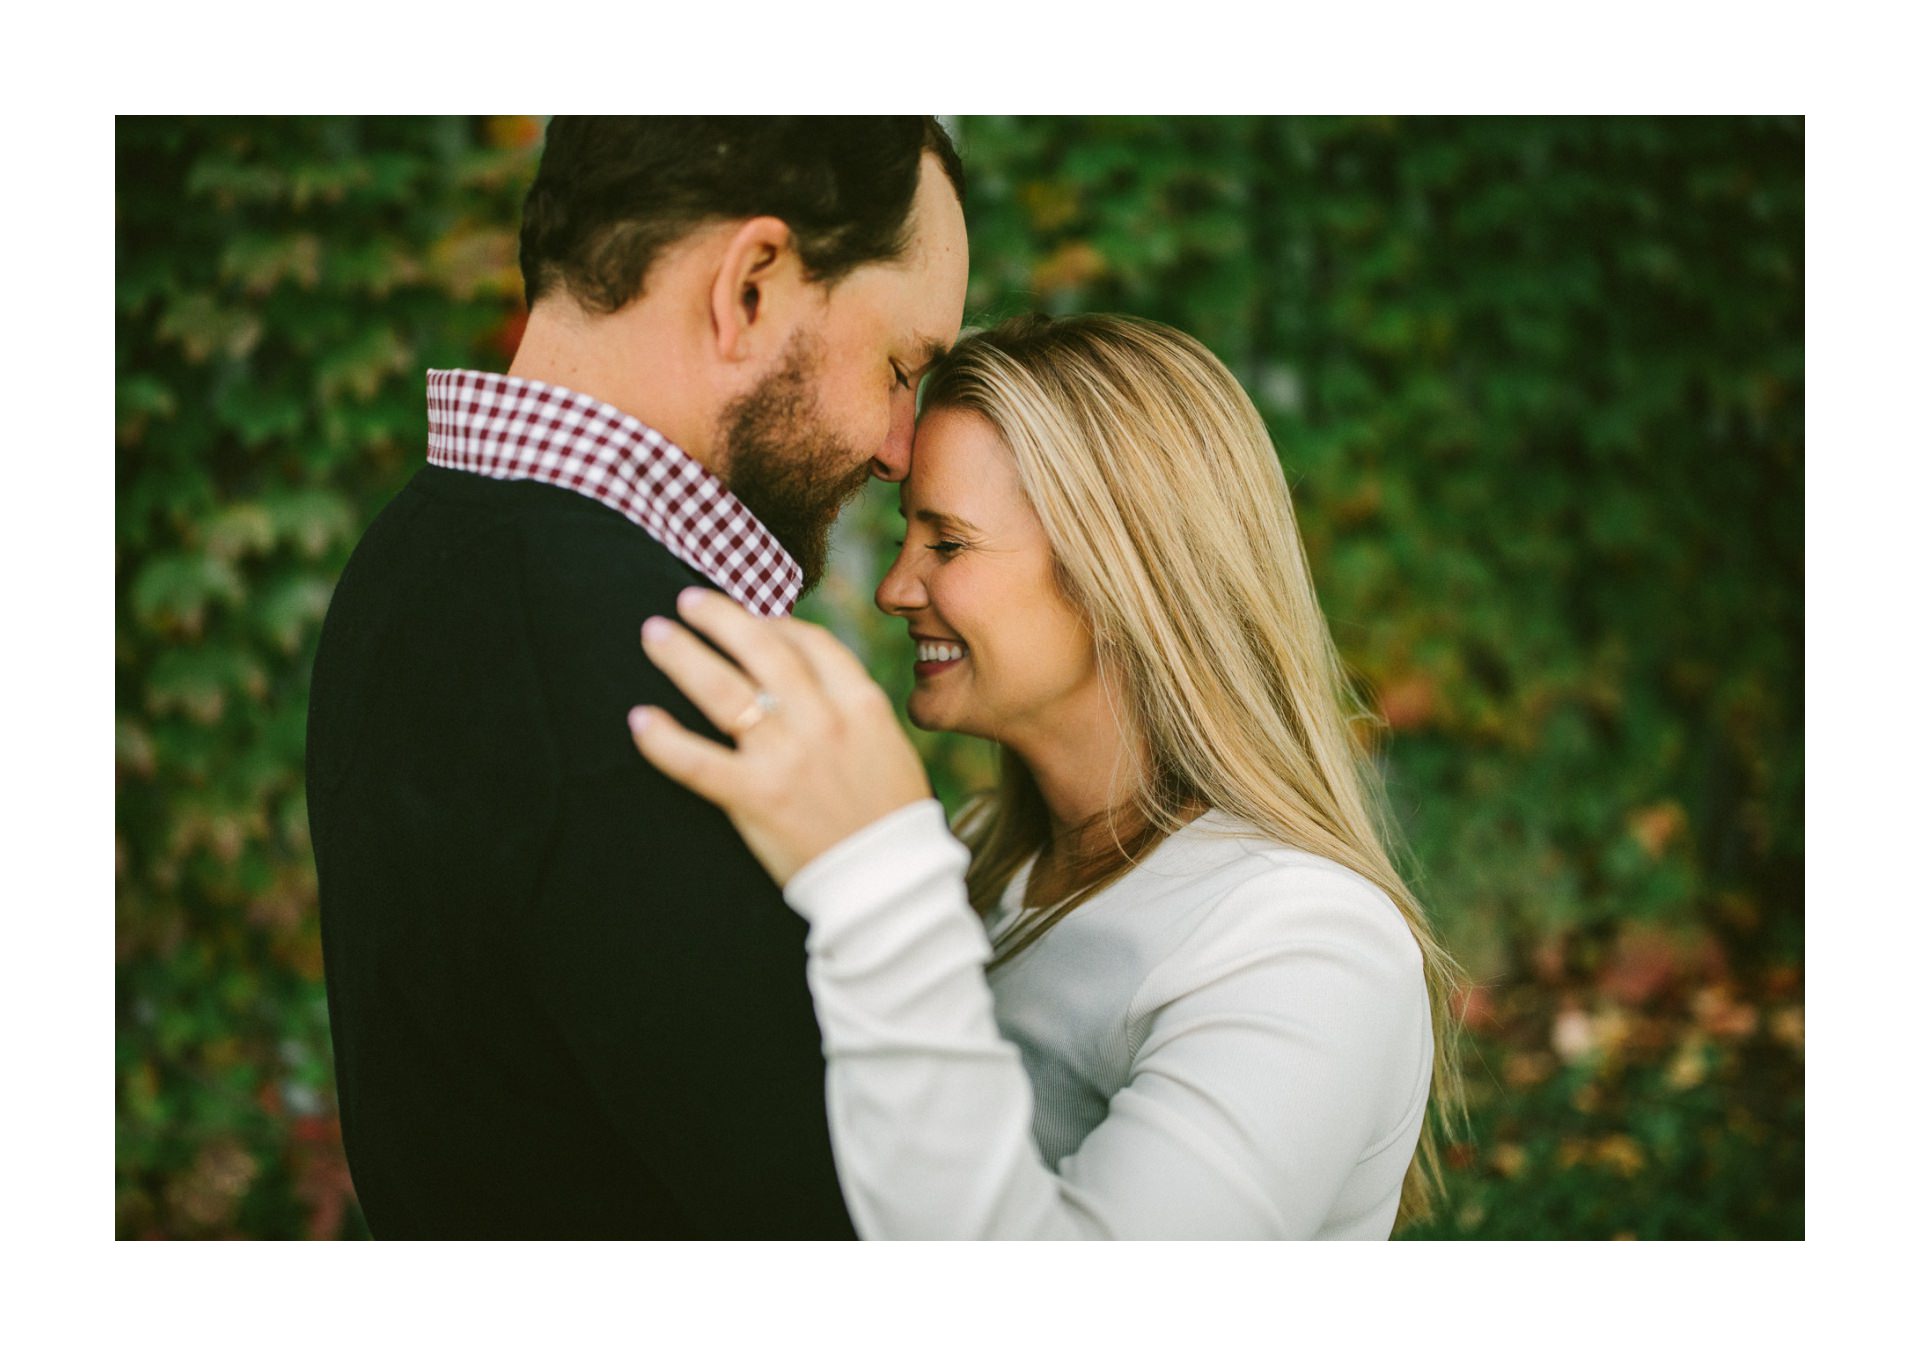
[{"x1": 782, "y1": 799, "x2": 1432, "y2": 1240}]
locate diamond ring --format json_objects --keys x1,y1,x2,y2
[{"x1": 731, "y1": 689, "x2": 781, "y2": 736}]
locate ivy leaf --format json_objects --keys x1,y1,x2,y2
[
  {"x1": 147, "y1": 644, "x2": 267, "y2": 725},
  {"x1": 259, "y1": 489, "x2": 357, "y2": 559},
  {"x1": 128, "y1": 552, "x2": 246, "y2": 636}
]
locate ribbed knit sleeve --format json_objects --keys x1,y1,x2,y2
[{"x1": 782, "y1": 801, "x2": 1431, "y2": 1240}]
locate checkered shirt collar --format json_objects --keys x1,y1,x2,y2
[{"x1": 425, "y1": 368, "x2": 802, "y2": 617}]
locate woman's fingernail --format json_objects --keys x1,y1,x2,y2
[
  {"x1": 641, "y1": 616, "x2": 670, "y2": 643},
  {"x1": 628, "y1": 706, "x2": 653, "y2": 735},
  {"x1": 678, "y1": 587, "x2": 711, "y2": 611}
]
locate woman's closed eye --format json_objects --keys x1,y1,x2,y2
[{"x1": 890, "y1": 538, "x2": 966, "y2": 557}]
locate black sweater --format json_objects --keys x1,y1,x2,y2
[{"x1": 306, "y1": 466, "x2": 855, "y2": 1239}]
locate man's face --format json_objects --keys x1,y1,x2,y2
[
  {"x1": 718, "y1": 328, "x2": 865, "y2": 593},
  {"x1": 718, "y1": 151, "x2": 969, "y2": 591}
]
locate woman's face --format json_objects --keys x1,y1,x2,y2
[{"x1": 874, "y1": 407, "x2": 1099, "y2": 744}]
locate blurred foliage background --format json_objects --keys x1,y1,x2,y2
[{"x1": 116, "y1": 115, "x2": 1803, "y2": 1240}]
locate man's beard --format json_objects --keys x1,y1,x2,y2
[{"x1": 718, "y1": 329, "x2": 872, "y2": 598}]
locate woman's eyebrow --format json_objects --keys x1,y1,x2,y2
[{"x1": 914, "y1": 508, "x2": 981, "y2": 534}]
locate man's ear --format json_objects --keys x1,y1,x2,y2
[{"x1": 710, "y1": 216, "x2": 803, "y2": 365}]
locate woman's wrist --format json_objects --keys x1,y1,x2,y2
[{"x1": 783, "y1": 798, "x2": 970, "y2": 941}]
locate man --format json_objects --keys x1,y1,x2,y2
[{"x1": 306, "y1": 117, "x2": 969, "y2": 1239}]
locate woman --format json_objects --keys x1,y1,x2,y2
[{"x1": 628, "y1": 313, "x2": 1464, "y2": 1239}]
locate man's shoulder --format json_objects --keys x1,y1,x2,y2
[
  {"x1": 473, "y1": 484, "x2": 714, "y2": 768},
  {"x1": 338, "y1": 466, "x2": 722, "y2": 773},
  {"x1": 525, "y1": 517, "x2": 706, "y2": 622},
  {"x1": 412, "y1": 468, "x2": 698, "y2": 598},
  {"x1": 378, "y1": 468, "x2": 706, "y2": 643}
]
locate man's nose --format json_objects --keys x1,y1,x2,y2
[{"x1": 868, "y1": 388, "x2": 917, "y2": 483}]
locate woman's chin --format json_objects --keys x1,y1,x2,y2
[{"x1": 905, "y1": 692, "x2": 956, "y2": 734}]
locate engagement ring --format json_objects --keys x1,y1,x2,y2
[{"x1": 731, "y1": 690, "x2": 781, "y2": 736}]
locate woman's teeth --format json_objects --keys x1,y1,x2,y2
[{"x1": 916, "y1": 641, "x2": 968, "y2": 663}]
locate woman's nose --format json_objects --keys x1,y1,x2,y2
[{"x1": 875, "y1": 543, "x2": 925, "y2": 617}]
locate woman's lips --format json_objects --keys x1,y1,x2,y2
[{"x1": 913, "y1": 638, "x2": 967, "y2": 679}]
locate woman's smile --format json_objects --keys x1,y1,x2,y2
[{"x1": 912, "y1": 633, "x2": 970, "y2": 677}]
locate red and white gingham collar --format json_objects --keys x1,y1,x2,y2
[{"x1": 425, "y1": 368, "x2": 802, "y2": 617}]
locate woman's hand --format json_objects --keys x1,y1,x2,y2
[{"x1": 628, "y1": 587, "x2": 934, "y2": 887}]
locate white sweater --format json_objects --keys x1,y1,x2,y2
[{"x1": 783, "y1": 799, "x2": 1434, "y2": 1240}]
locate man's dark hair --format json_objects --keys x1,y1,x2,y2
[{"x1": 519, "y1": 116, "x2": 965, "y2": 315}]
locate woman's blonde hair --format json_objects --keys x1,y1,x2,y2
[{"x1": 918, "y1": 313, "x2": 1466, "y2": 1232}]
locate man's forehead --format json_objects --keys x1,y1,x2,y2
[
  {"x1": 898, "y1": 157, "x2": 970, "y2": 344},
  {"x1": 845, "y1": 253, "x2": 960, "y2": 355}
]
